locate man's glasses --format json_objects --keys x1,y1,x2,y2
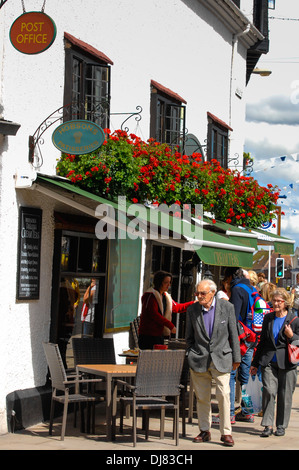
[{"x1": 195, "y1": 290, "x2": 211, "y2": 296}]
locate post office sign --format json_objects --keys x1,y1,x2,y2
[{"x1": 10, "y1": 11, "x2": 57, "y2": 54}]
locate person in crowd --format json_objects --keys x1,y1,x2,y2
[
  {"x1": 260, "y1": 282, "x2": 276, "y2": 309},
  {"x1": 291, "y1": 272, "x2": 299, "y2": 315},
  {"x1": 250, "y1": 288, "x2": 299, "y2": 437},
  {"x1": 229, "y1": 268, "x2": 256, "y2": 423},
  {"x1": 248, "y1": 270, "x2": 259, "y2": 291},
  {"x1": 138, "y1": 270, "x2": 194, "y2": 350},
  {"x1": 186, "y1": 279, "x2": 240, "y2": 447},
  {"x1": 257, "y1": 272, "x2": 267, "y2": 291},
  {"x1": 216, "y1": 277, "x2": 231, "y2": 301}
]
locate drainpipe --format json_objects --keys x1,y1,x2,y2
[
  {"x1": 228, "y1": 22, "x2": 251, "y2": 169},
  {"x1": 229, "y1": 23, "x2": 251, "y2": 128}
]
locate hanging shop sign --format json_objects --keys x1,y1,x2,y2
[
  {"x1": 52, "y1": 120, "x2": 106, "y2": 155},
  {"x1": 9, "y1": 11, "x2": 56, "y2": 54},
  {"x1": 17, "y1": 207, "x2": 42, "y2": 300}
]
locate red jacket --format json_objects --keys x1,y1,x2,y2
[{"x1": 139, "y1": 291, "x2": 193, "y2": 337}]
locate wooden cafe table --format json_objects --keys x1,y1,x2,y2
[{"x1": 76, "y1": 363, "x2": 137, "y2": 440}]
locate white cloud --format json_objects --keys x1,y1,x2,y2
[
  {"x1": 242, "y1": 1, "x2": 299, "y2": 248},
  {"x1": 246, "y1": 94, "x2": 299, "y2": 125}
]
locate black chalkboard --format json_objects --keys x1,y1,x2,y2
[{"x1": 17, "y1": 207, "x2": 42, "y2": 300}]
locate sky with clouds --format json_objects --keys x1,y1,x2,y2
[{"x1": 244, "y1": 0, "x2": 299, "y2": 248}]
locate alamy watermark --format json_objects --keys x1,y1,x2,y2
[{"x1": 95, "y1": 196, "x2": 203, "y2": 246}]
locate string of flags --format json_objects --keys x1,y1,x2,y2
[
  {"x1": 251, "y1": 153, "x2": 299, "y2": 218},
  {"x1": 253, "y1": 153, "x2": 299, "y2": 175}
]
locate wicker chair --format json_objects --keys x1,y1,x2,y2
[
  {"x1": 43, "y1": 342, "x2": 103, "y2": 440},
  {"x1": 129, "y1": 317, "x2": 140, "y2": 349},
  {"x1": 117, "y1": 349, "x2": 186, "y2": 446},
  {"x1": 72, "y1": 337, "x2": 117, "y2": 425},
  {"x1": 167, "y1": 340, "x2": 189, "y2": 437},
  {"x1": 72, "y1": 337, "x2": 116, "y2": 366}
]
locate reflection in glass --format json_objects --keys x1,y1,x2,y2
[
  {"x1": 58, "y1": 276, "x2": 105, "y2": 368},
  {"x1": 81, "y1": 278, "x2": 99, "y2": 337}
]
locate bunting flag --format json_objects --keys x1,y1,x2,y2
[
  {"x1": 249, "y1": 153, "x2": 299, "y2": 219},
  {"x1": 253, "y1": 152, "x2": 299, "y2": 173}
]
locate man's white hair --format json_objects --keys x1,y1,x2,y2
[{"x1": 197, "y1": 279, "x2": 217, "y2": 293}]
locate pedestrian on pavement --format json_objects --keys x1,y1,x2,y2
[
  {"x1": 186, "y1": 279, "x2": 241, "y2": 447},
  {"x1": 229, "y1": 268, "x2": 257, "y2": 423},
  {"x1": 216, "y1": 277, "x2": 231, "y2": 301},
  {"x1": 250, "y1": 288, "x2": 299, "y2": 437},
  {"x1": 138, "y1": 270, "x2": 194, "y2": 349},
  {"x1": 257, "y1": 272, "x2": 266, "y2": 292},
  {"x1": 248, "y1": 270, "x2": 259, "y2": 290},
  {"x1": 260, "y1": 282, "x2": 276, "y2": 309},
  {"x1": 291, "y1": 272, "x2": 299, "y2": 316}
]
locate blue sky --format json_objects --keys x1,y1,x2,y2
[{"x1": 244, "y1": 0, "x2": 299, "y2": 248}]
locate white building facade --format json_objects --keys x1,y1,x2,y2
[{"x1": 0, "y1": 0, "x2": 269, "y2": 433}]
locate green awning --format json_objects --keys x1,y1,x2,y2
[
  {"x1": 250, "y1": 228, "x2": 295, "y2": 255},
  {"x1": 202, "y1": 216, "x2": 295, "y2": 256},
  {"x1": 203, "y1": 216, "x2": 258, "y2": 250},
  {"x1": 186, "y1": 226, "x2": 254, "y2": 268},
  {"x1": 34, "y1": 175, "x2": 255, "y2": 267}
]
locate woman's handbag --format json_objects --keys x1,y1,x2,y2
[
  {"x1": 287, "y1": 317, "x2": 299, "y2": 364},
  {"x1": 81, "y1": 303, "x2": 88, "y2": 322},
  {"x1": 288, "y1": 341, "x2": 299, "y2": 364}
]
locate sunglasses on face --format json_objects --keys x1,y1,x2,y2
[{"x1": 195, "y1": 290, "x2": 211, "y2": 297}]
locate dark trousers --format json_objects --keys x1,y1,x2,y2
[
  {"x1": 138, "y1": 334, "x2": 164, "y2": 350},
  {"x1": 261, "y1": 362, "x2": 297, "y2": 429}
]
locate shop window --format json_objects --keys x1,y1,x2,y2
[
  {"x1": 52, "y1": 230, "x2": 108, "y2": 368},
  {"x1": 207, "y1": 112, "x2": 232, "y2": 169},
  {"x1": 64, "y1": 32, "x2": 113, "y2": 128},
  {"x1": 150, "y1": 80, "x2": 186, "y2": 151},
  {"x1": 61, "y1": 232, "x2": 107, "y2": 273}
]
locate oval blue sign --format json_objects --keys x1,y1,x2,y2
[{"x1": 52, "y1": 120, "x2": 105, "y2": 155}]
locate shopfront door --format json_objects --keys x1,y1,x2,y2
[{"x1": 50, "y1": 229, "x2": 108, "y2": 368}]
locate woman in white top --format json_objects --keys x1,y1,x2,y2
[{"x1": 216, "y1": 278, "x2": 231, "y2": 301}]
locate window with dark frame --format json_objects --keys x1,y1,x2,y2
[
  {"x1": 150, "y1": 80, "x2": 186, "y2": 151},
  {"x1": 53, "y1": 230, "x2": 108, "y2": 368},
  {"x1": 64, "y1": 33, "x2": 112, "y2": 128},
  {"x1": 207, "y1": 113, "x2": 231, "y2": 169}
]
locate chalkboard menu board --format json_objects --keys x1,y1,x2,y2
[{"x1": 17, "y1": 207, "x2": 42, "y2": 300}]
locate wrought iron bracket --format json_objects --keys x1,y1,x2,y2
[
  {"x1": 112, "y1": 105, "x2": 143, "y2": 133},
  {"x1": 228, "y1": 153, "x2": 240, "y2": 168},
  {"x1": 28, "y1": 102, "x2": 143, "y2": 169},
  {"x1": 227, "y1": 153, "x2": 253, "y2": 175},
  {"x1": 28, "y1": 104, "x2": 68, "y2": 168}
]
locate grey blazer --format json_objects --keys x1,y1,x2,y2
[{"x1": 186, "y1": 298, "x2": 241, "y2": 373}]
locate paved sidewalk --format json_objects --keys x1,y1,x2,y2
[{"x1": 1, "y1": 377, "x2": 299, "y2": 452}]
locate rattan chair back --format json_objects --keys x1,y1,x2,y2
[
  {"x1": 43, "y1": 342, "x2": 68, "y2": 391},
  {"x1": 72, "y1": 337, "x2": 116, "y2": 365},
  {"x1": 134, "y1": 349, "x2": 185, "y2": 396}
]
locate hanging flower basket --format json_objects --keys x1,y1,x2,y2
[{"x1": 56, "y1": 129, "x2": 280, "y2": 228}]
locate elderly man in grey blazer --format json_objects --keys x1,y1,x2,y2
[{"x1": 186, "y1": 279, "x2": 241, "y2": 447}]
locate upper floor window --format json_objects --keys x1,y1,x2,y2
[
  {"x1": 207, "y1": 112, "x2": 232, "y2": 169},
  {"x1": 64, "y1": 32, "x2": 113, "y2": 128},
  {"x1": 150, "y1": 80, "x2": 186, "y2": 151}
]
